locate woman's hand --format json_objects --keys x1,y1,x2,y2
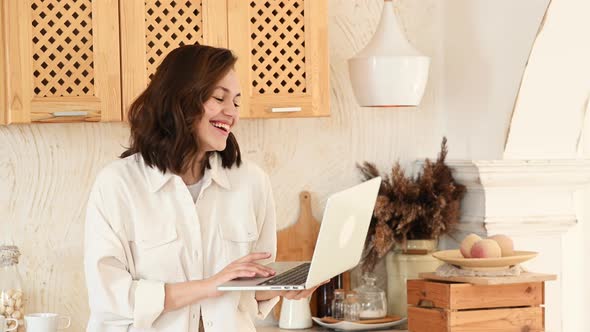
[
  {"x1": 164, "y1": 252, "x2": 275, "y2": 311},
  {"x1": 205, "y1": 252, "x2": 276, "y2": 298}
]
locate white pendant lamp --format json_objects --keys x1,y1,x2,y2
[{"x1": 348, "y1": 0, "x2": 430, "y2": 107}]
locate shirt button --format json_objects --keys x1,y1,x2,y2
[{"x1": 206, "y1": 321, "x2": 213, "y2": 328}]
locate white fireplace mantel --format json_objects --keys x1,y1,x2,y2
[
  {"x1": 447, "y1": 159, "x2": 590, "y2": 234},
  {"x1": 442, "y1": 159, "x2": 590, "y2": 332}
]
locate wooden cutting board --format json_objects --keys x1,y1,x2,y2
[
  {"x1": 276, "y1": 191, "x2": 320, "y2": 262},
  {"x1": 273, "y1": 191, "x2": 321, "y2": 319}
]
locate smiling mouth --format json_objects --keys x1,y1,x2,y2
[{"x1": 210, "y1": 121, "x2": 230, "y2": 134}]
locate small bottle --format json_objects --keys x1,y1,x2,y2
[
  {"x1": 331, "y1": 289, "x2": 346, "y2": 320},
  {"x1": 0, "y1": 246, "x2": 25, "y2": 332},
  {"x1": 343, "y1": 291, "x2": 360, "y2": 321},
  {"x1": 316, "y1": 274, "x2": 342, "y2": 317}
]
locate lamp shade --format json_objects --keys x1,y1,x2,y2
[{"x1": 348, "y1": 0, "x2": 430, "y2": 107}]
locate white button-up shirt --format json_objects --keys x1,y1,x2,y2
[{"x1": 84, "y1": 153, "x2": 279, "y2": 332}]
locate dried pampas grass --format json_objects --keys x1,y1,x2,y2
[{"x1": 358, "y1": 137, "x2": 466, "y2": 272}]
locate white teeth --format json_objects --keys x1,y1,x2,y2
[{"x1": 211, "y1": 122, "x2": 230, "y2": 132}]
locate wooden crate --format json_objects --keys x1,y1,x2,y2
[{"x1": 407, "y1": 279, "x2": 546, "y2": 332}]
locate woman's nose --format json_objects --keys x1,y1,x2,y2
[{"x1": 224, "y1": 101, "x2": 239, "y2": 116}]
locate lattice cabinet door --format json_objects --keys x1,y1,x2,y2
[
  {"x1": 3, "y1": 0, "x2": 122, "y2": 123},
  {"x1": 120, "y1": 0, "x2": 227, "y2": 118},
  {"x1": 228, "y1": 0, "x2": 329, "y2": 118}
]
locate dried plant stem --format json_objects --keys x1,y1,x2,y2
[{"x1": 357, "y1": 137, "x2": 466, "y2": 272}]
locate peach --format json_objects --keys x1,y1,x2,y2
[
  {"x1": 470, "y1": 239, "x2": 502, "y2": 258},
  {"x1": 460, "y1": 233, "x2": 482, "y2": 258},
  {"x1": 489, "y1": 234, "x2": 514, "y2": 257}
]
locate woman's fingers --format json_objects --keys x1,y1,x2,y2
[
  {"x1": 227, "y1": 262, "x2": 275, "y2": 277},
  {"x1": 216, "y1": 269, "x2": 255, "y2": 283},
  {"x1": 236, "y1": 263, "x2": 274, "y2": 277},
  {"x1": 282, "y1": 284, "x2": 322, "y2": 300},
  {"x1": 234, "y1": 252, "x2": 272, "y2": 263},
  {"x1": 282, "y1": 291, "x2": 301, "y2": 300},
  {"x1": 283, "y1": 289, "x2": 310, "y2": 300},
  {"x1": 243, "y1": 262, "x2": 275, "y2": 275}
]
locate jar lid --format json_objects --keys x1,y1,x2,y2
[{"x1": 0, "y1": 246, "x2": 21, "y2": 267}]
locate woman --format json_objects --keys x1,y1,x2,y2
[{"x1": 84, "y1": 44, "x2": 318, "y2": 332}]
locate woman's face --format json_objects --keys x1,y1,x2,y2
[{"x1": 196, "y1": 69, "x2": 241, "y2": 153}]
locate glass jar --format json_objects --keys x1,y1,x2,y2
[
  {"x1": 331, "y1": 289, "x2": 346, "y2": 320},
  {"x1": 342, "y1": 291, "x2": 360, "y2": 321},
  {"x1": 0, "y1": 246, "x2": 25, "y2": 332},
  {"x1": 354, "y1": 273, "x2": 387, "y2": 319}
]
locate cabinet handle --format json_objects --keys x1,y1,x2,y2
[
  {"x1": 52, "y1": 111, "x2": 89, "y2": 117},
  {"x1": 271, "y1": 107, "x2": 302, "y2": 113}
]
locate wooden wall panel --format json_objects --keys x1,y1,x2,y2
[
  {"x1": 0, "y1": 123, "x2": 130, "y2": 331},
  {"x1": 0, "y1": 0, "x2": 6, "y2": 125}
]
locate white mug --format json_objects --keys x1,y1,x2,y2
[
  {"x1": 279, "y1": 298, "x2": 312, "y2": 329},
  {"x1": 0, "y1": 316, "x2": 18, "y2": 332},
  {"x1": 24, "y1": 313, "x2": 71, "y2": 332}
]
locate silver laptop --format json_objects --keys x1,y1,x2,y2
[{"x1": 217, "y1": 177, "x2": 381, "y2": 291}]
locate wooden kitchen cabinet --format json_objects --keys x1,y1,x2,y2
[
  {"x1": 228, "y1": 0, "x2": 329, "y2": 118},
  {"x1": 2, "y1": 0, "x2": 122, "y2": 123},
  {"x1": 1, "y1": 0, "x2": 329, "y2": 124},
  {"x1": 119, "y1": 0, "x2": 228, "y2": 118},
  {"x1": 0, "y1": 1, "x2": 7, "y2": 125},
  {"x1": 122, "y1": 0, "x2": 329, "y2": 119}
]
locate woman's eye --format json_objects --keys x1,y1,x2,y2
[
  {"x1": 234, "y1": 103, "x2": 240, "y2": 108},
  {"x1": 213, "y1": 97, "x2": 223, "y2": 102}
]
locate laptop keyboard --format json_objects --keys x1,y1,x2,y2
[{"x1": 258, "y1": 263, "x2": 311, "y2": 286}]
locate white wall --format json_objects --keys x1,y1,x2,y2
[
  {"x1": 504, "y1": 0, "x2": 590, "y2": 159},
  {"x1": 0, "y1": 0, "x2": 572, "y2": 330},
  {"x1": 443, "y1": 0, "x2": 550, "y2": 159}
]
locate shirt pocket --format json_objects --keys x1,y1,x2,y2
[
  {"x1": 219, "y1": 217, "x2": 259, "y2": 261},
  {"x1": 132, "y1": 222, "x2": 186, "y2": 282},
  {"x1": 135, "y1": 222, "x2": 178, "y2": 249}
]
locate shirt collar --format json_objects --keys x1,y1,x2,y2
[
  {"x1": 142, "y1": 153, "x2": 231, "y2": 193},
  {"x1": 206, "y1": 153, "x2": 231, "y2": 190}
]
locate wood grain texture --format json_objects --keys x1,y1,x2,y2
[
  {"x1": 0, "y1": 123, "x2": 130, "y2": 331},
  {"x1": 227, "y1": 0, "x2": 330, "y2": 119},
  {"x1": 4, "y1": 0, "x2": 121, "y2": 123},
  {"x1": 407, "y1": 279, "x2": 451, "y2": 309},
  {"x1": 408, "y1": 280, "x2": 544, "y2": 310},
  {"x1": 448, "y1": 282, "x2": 544, "y2": 310},
  {"x1": 408, "y1": 306, "x2": 449, "y2": 332},
  {"x1": 408, "y1": 306, "x2": 544, "y2": 332},
  {"x1": 276, "y1": 191, "x2": 320, "y2": 262},
  {"x1": 449, "y1": 307, "x2": 544, "y2": 332},
  {"x1": 0, "y1": 0, "x2": 6, "y2": 125},
  {"x1": 0, "y1": 0, "x2": 445, "y2": 329},
  {"x1": 419, "y1": 272, "x2": 557, "y2": 285}
]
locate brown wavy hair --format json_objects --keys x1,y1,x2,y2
[{"x1": 121, "y1": 44, "x2": 242, "y2": 174}]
